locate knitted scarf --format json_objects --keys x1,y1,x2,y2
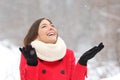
[{"x1": 31, "y1": 37, "x2": 66, "y2": 62}]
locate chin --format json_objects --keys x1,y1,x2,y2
[{"x1": 48, "y1": 37, "x2": 57, "y2": 44}]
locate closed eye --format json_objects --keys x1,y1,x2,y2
[
  {"x1": 42, "y1": 25, "x2": 46, "y2": 28},
  {"x1": 51, "y1": 24, "x2": 55, "y2": 27}
]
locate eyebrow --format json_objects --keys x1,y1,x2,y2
[
  {"x1": 41, "y1": 23, "x2": 53, "y2": 26},
  {"x1": 41, "y1": 23, "x2": 47, "y2": 25}
]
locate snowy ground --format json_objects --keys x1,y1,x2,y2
[
  {"x1": 0, "y1": 40, "x2": 120, "y2": 80},
  {"x1": 100, "y1": 73, "x2": 120, "y2": 80},
  {"x1": 0, "y1": 40, "x2": 20, "y2": 80}
]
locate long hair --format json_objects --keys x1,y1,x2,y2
[{"x1": 23, "y1": 18, "x2": 52, "y2": 46}]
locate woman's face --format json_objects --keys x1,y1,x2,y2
[{"x1": 36, "y1": 19, "x2": 58, "y2": 44}]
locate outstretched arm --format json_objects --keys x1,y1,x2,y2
[{"x1": 71, "y1": 42, "x2": 104, "y2": 80}]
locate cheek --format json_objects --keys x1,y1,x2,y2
[
  {"x1": 38, "y1": 29, "x2": 46, "y2": 36},
  {"x1": 37, "y1": 30, "x2": 44, "y2": 40},
  {"x1": 38, "y1": 32, "x2": 45, "y2": 39}
]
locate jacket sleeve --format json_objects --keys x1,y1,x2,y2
[
  {"x1": 71, "y1": 63, "x2": 87, "y2": 80},
  {"x1": 69, "y1": 50, "x2": 87, "y2": 80},
  {"x1": 19, "y1": 54, "x2": 38, "y2": 80}
]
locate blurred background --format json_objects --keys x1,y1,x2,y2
[{"x1": 0, "y1": 0, "x2": 120, "y2": 80}]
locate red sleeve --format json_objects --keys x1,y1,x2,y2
[
  {"x1": 68, "y1": 49, "x2": 87, "y2": 80},
  {"x1": 19, "y1": 54, "x2": 38, "y2": 80},
  {"x1": 71, "y1": 63, "x2": 87, "y2": 80}
]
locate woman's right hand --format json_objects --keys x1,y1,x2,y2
[{"x1": 19, "y1": 45, "x2": 38, "y2": 66}]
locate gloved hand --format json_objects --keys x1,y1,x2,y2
[
  {"x1": 19, "y1": 45, "x2": 38, "y2": 66},
  {"x1": 78, "y1": 42, "x2": 104, "y2": 66}
]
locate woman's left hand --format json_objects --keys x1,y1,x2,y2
[{"x1": 78, "y1": 42, "x2": 104, "y2": 66}]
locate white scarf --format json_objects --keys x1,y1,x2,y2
[{"x1": 31, "y1": 37, "x2": 66, "y2": 62}]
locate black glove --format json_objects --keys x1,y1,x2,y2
[
  {"x1": 78, "y1": 42, "x2": 104, "y2": 66},
  {"x1": 19, "y1": 45, "x2": 38, "y2": 66}
]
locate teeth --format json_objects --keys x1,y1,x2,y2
[
  {"x1": 50, "y1": 33, "x2": 54, "y2": 35},
  {"x1": 48, "y1": 32, "x2": 54, "y2": 36}
]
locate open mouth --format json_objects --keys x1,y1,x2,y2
[{"x1": 47, "y1": 32, "x2": 56, "y2": 36}]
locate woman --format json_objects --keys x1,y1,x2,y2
[{"x1": 19, "y1": 18, "x2": 104, "y2": 80}]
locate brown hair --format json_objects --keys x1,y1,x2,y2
[{"x1": 23, "y1": 18, "x2": 52, "y2": 46}]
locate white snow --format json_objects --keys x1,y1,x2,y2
[
  {"x1": 0, "y1": 40, "x2": 20, "y2": 80},
  {"x1": 100, "y1": 73, "x2": 120, "y2": 80},
  {"x1": 0, "y1": 40, "x2": 120, "y2": 80}
]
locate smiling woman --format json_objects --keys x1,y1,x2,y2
[
  {"x1": 19, "y1": 18, "x2": 104, "y2": 80},
  {"x1": 36, "y1": 19, "x2": 58, "y2": 44}
]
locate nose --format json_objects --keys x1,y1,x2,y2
[{"x1": 48, "y1": 25, "x2": 54, "y2": 30}]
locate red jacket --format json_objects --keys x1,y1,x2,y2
[{"x1": 19, "y1": 49, "x2": 87, "y2": 80}]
